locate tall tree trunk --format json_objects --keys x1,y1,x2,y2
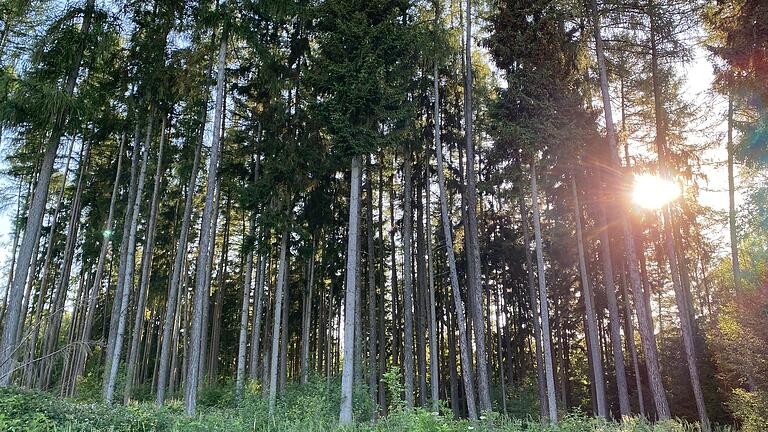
[
  {"x1": 594, "y1": 203, "x2": 632, "y2": 417},
  {"x1": 416, "y1": 177, "x2": 428, "y2": 407},
  {"x1": 279, "y1": 255, "x2": 290, "y2": 392},
  {"x1": 103, "y1": 123, "x2": 143, "y2": 397},
  {"x1": 434, "y1": 96, "x2": 477, "y2": 420},
  {"x1": 184, "y1": 26, "x2": 227, "y2": 415},
  {"x1": 365, "y1": 164, "x2": 377, "y2": 404},
  {"x1": 377, "y1": 154, "x2": 387, "y2": 413},
  {"x1": 300, "y1": 238, "x2": 316, "y2": 385},
  {"x1": 572, "y1": 175, "x2": 607, "y2": 417},
  {"x1": 73, "y1": 131, "x2": 126, "y2": 388},
  {"x1": 156, "y1": 119, "x2": 203, "y2": 405},
  {"x1": 40, "y1": 141, "x2": 90, "y2": 390},
  {"x1": 339, "y1": 155, "x2": 362, "y2": 425},
  {"x1": 621, "y1": 264, "x2": 646, "y2": 416},
  {"x1": 249, "y1": 249, "x2": 268, "y2": 379},
  {"x1": 236, "y1": 213, "x2": 257, "y2": 399},
  {"x1": 124, "y1": 116, "x2": 166, "y2": 402},
  {"x1": 592, "y1": 0, "x2": 670, "y2": 418},
  {"x1": 0, "y1": 0, "x2": 96, "y2": 386},
  {"x1": 516, "y1": 177, "x2": 547, "y2": 417},
  {"x1": 388, "y1": 173, "x2": 400, "y2": 370},
  {"x1": 21, "y1": 138, "x2": 77, "y2": 387},
  {"x1": 104, "y1": 114, "x2": 154, "y2": 404},
  {"x1": 425, "y1": 105, "x2": 439, "y2": 410},
  {"x1": 648, "y1": 6, "x2": 709, "y2": 427},
  {"x1": 402, "y1": 145, "x2": 416, "y2": 408},
  {"x1": 268, "y1": 228, "x2": 290, "y2": 415},
  {"x1": 208, "y1": 197, "x2": 230, "y2": 384},
  {"x1": 530, "y1": 162, "x2": 558, "y2": 422},
  {"x1": 462, "y1": 0, "x2": 491, "y2": 411}
]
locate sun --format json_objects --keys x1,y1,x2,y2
[{"x1": 632, "y1": 174, "x2": 681, "y2": 209}]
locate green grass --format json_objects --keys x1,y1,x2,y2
[{"x1": 0, "y1": 381, "x2": 726, "y2": 432}]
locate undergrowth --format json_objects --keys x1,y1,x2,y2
[{"x1": 0, "y1": 374, "x2": 738, "y2": 431}]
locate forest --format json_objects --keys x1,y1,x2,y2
[{"x1": 0, "y1": 0, "x2": 766, "y2": 430}]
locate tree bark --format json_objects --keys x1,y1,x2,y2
[
  {"x1": 236, "y1": 213, "x2": 257, "y2": 399},
  {"x1": 434, "y1": 97, "x2": 477, "y2": 420},
  {"x1": 156, "y1": 114, "x2": 204, "y2": 405},
  {"x1": 425, "y1": 106, "x2": 439, "y2": 410},
  {"x1": 339, "y1": 155, "x2": 362, "y2": 425},
  {"x1": 300, "y1": 238, "x2": 316, "y2": 385},
  {"x1": 184, "y1": 26, "x2": 227, "y2": 415},
  {"x1": 402, "y1": 145, "x2": 416, "y2": 408},
  {"x1": 104, "y1": 114, "x2": 153, "y2": 404},
  {"x1": 530, "y1": 162, "x2": 558, "y2": 422},
  {"x1": 103, "y1": 123, "x2": 142, "y2": 398},
  {"x1": 269, "y1": 228, "x2": 290, "y2": 415},
  {"x1": 73, "y1": 131, "x2": 126, "y2": 389},
  {"x1": 516, "y1": 177, "x2": 547, "y2": 418},
  {"x1": 462, "y1": 0, "x2": 491, "y2": 411},
  {"x1": 249, "y1": 248, "x2": 267, "y2": 379},
  {"x1": 572, "y1": 175, "x2": 607, "y2": 417},
  {"x1": 365, "y1": 164, "x2": 377, "y2": 404},
  {"x1": 124, "y1": 116, "x2": 166, "y2": 402}
]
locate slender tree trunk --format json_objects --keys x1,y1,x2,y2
[
  {"x1": 0, "y1": 0, "x2": 96, "y2": 386},
  {"x1": 434, "y1": 97, "x2": 477, "y2": 420},
  {"x1": 339, "y1": 155, "x2": 362, "y2": 425},
  {"x1": 40, "y1": 141, "x2": 90, "y2": 390},
  {"x1": 74, "y1": 132, "x2": 126, "y2": 388},
  {"x1": 365, "y1": 165, "x2": 377, "y2": 404},
  {"x1": 402, "y1": 145, "x2": 416, "y2": 408},
  {"x1": 279, "y1": 256, "x2": 290, "y2": 392},
  {"x1": 594, "y1": 202, "x2": 632, "y2": 417},
  {"x1": 621, "y1": 264, "x2": 646, "y2": 416},
  {"x1": 197, "y1": 183, "x2": 221, "y2": 386},
  {"x1": 21, "y1": 138, "x2": 76, "y2": 387},
  {"x1": 425, "y1": 127, "x2": 439, "y2": 412},
  {"x1": 300, "y1": 238, "x2": 315, "y2": 385},
  {"x1": 377, "y1": 154, "x2": 387, "y2": 413},
  {"x1": 462, "y1": 0, "x2": 491, "y2": 411},
  {"x1": 184, "y1": 26, "x2": 227, "y2": 416},
  {"x1": 592, "y1": 0, "x2": 670, "y2": 418},
  {"x1": 124, "y1": 116, "x2": 166, "y2": 402},
  {"x1": 572, "y1": 176, "x2": 607, "y2": 417},
  {"x1": 236, "y1": 213, "x2": 257, "y2": 399},
  {"x1": 269, "y1": 228, "x2": 290, "y2": 415},
  {"x1": 104, "y1": 114, "x2": 153, "y2": 404},
  {"x1": 530, "y1": 162, "x2": 558, "y2": 422},
  {"x1": 249, "y1": 249, "x2": 267, "y2": 379},
  {"x1": 208, "y1": 197, "x2": 230, "y2": 384},
  {"x1": 415, "y1": 177, "x2": 428, "y2": 407},
  {"x1": 517, "y1": 181, "x2": 548, "y2": 418},
  {"x1": 155, "y1": 62, "x2": 211, "y2": 409},
  {"x1": 389, "y1": 173, "x2": 400, "y2": 370},
  {"x1": 103, "y1": 124, "x2": 142, "y2": 397}
]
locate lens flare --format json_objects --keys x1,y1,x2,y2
[{"x1": 632, "y1": 174, "x2": 680, "y2": 209}]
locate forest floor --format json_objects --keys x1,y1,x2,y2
[{"x1": 0, "y1": 379, "x2": 716, "y2": 432}]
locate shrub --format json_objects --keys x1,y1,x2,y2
[{"x1": 727, "y1": 389, "x2": 768, "y2": 432}]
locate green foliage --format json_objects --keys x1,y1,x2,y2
[
  {"x1": 727, "y1": 389, "x2": 768, "y2": 432},
  {"x1": 0, "y1": 387, "x2": 174, "y2": 431},
  {"x1": 0, "y1": 384, "x2": 717, "y2": 432},
  {"x1": 382, "y1": 366, "x2": 405, "y2": 411}
]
